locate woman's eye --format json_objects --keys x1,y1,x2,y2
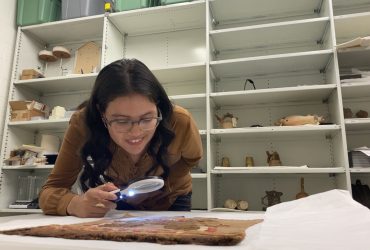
[
  {"x1": 141, "y1": 118, "x2": 153, "y2": 123},
  {"x1": 116, "y1": 120, "x2": 130, "y2": 125}
]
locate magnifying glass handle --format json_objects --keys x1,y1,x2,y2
[{"x1": 110, "y1": 189, "x2": 124, "y2": 202}]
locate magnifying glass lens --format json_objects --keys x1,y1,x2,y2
[{"x1": 112, "y1": 176, "x2": 164, "y2": 202}]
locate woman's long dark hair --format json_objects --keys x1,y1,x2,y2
[{"x1": 79, "y1": 59, "x2": 175, "y2": 192}]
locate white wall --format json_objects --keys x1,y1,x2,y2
[{"x1": 0, "y1": 0, "x2": 17, "y2": 147}]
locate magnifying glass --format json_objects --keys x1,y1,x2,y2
[{"x1": 110, "y1": 176, "x2": 164, "y2": 202}]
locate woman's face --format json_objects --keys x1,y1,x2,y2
[{"x1": 103, "y1": 94, "x2": 158, "y2": 161}]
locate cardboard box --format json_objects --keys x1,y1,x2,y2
[
  {"x1": 9, "y1": 101, "x2": 49, "y2": 121},
  {"x1": 20, "y1": 69, "x2": 44, "y2": 80}
]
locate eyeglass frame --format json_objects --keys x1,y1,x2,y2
[{"x1": 102, "y1": 109, "x2": 163, "y2": 133}]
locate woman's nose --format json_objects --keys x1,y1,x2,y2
[{"x1": 128, "y1": 122, "x2": 142, "y2": 134}]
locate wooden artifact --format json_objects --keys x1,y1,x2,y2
[
  {"x1": 38, "y1": 50, "x2": 57, "y2": 62},
  {"x1": 295, "y1": 177, "x2": 309, "y2": 199},
  {"x1": 52, "y1": 46, "x2": 71, "y2": 58},
  {"x1": 20, "y1": 69, "x2": 44, "y2": 80},
  {"x1": 74, "y1": 41, "x2": 100, "y2": 74}
]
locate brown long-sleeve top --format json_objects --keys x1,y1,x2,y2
[{"x1": 39, "y1": 105, "x2": 203, "y2": 215}]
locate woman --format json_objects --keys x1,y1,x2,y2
[{"x1": 39, "y1": 59, "x2": 203, "y2": 218}]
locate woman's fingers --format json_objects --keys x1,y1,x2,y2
[
  {"x1": 85, "y1": 183, "x2": 119, "y2": 201},
  {"x1": 67, "y1": 183, "x2": 119, "y2": 217}
]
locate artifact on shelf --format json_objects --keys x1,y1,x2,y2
[
  {"x1": 221, "y1": 156, "x2": 231, "y2": 167},
  {"x1": 215, "y1": 112, "x2": 238, "y2": 129},
  {"x1": 340, "y1": 73, "x2": 362, "y2": 80},
  {"x1": 343, "y1": 108, "x2": 353, "y2": 118},
  {"x1": 243, "y1": 78, "x2": 256, "y2": 90},
  {"x1": 38, "y1": 50, "x2": 58, "y2": 62},
  {"x1": 40, "y1": 133, "x2": 60, "y2": 165},
  {"x1": 336, "y1": 36, "x2": 370, "y2": 51},
  {"x1": 20, "y1": 69, "x2": 44, "y2": 80},
  {"x1": 74, "y1": 41, "x2": 100, "y2": 74},
  {"x1": 295, "y1": 177, "x2": 309, "y2": 199},
  {"x1": 355, "y1": 110, "x2": 368, "y2": 118},
  {"x1": 274, "y1": 114, "x2": 324, "y2": 126},
  {"x1": 348, "y1": 146, "x2": 370, "y2": 168},
  {"x1": 9, "y1": 100, "x2": 49, "y2": 121},
  {"x1": 4, "y1": 145, "x2": 46, "y2": 166},
  {"x1": 40, "y1": 134, "x2": 60, "y2": 154},
  {"x1": 223, "y1": 199, "x2": 249, "y2": 211},
  {"x1": 236, "y1": 200, "x2": 249, "y2": 210},
  {"x1": 52, "y1": 46, "x2": 71, "y2": 58},
  {"x1": 49, "y1": 106, "x2": 66, "y2": 120},
  {"x1": 250, "y1": 124, "x2": 263, "y2": 127},
  {"x1": 245, "y1": 156, "x2": 254, "y2": 167},
  {"x1": 266, "y1": 151, "x2": 282, "y2": 166},
  {"x1": 223, "y1": 199, "x2": 237, "y2": 209},
  {"x1": 261, "y1": 190, "x2": 283, "y2": 211}
]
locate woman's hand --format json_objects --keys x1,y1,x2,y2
[{"x1": 67, "y1": 183, "x2": 118, "y2": 218}]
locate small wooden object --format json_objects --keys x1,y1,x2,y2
[
  {"x1": 52, "y1": 46, "x2": 71, "y2": 58},
  {"x1": 295, "y1": 177, "x2": 309, "y2": 199},
  {"x1": 74, "y1": 41, "x2": 100, "y2": 74},
  {"x1": 38, "y1": 50, "x2": 57, "y2": 62},
  {"x1": 20, "y1": 69, "x2": 44, "y2": 80}
]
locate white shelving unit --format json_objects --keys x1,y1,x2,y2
[
  {"x1": 1, "y1": 0, "x2": 369, "y2": 214},
  {"x1": 333, "y1": 0, "x2": 370, "y2": 193}
]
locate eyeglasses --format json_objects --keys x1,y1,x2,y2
[{"x1": 103, "y1": 110, "x2": 162, "y2": 133}]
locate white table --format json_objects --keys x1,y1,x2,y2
[
  {"x1": 0, "y1": 210, "x2": 265, "y2": 250},
  {"x1": 1, "y1": 190, "x2": 369, "y2": 250}
]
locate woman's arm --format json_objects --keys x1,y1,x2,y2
[{"x1": 38, "y1": 111, "x2": 86, "y2": 215}]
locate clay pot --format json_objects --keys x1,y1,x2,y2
[
  {"x1": 266, "y1": 151, "x2": 282, "y2": 166},
  {"x1": 261, "y1": 190, "x2": 283, "y2": 210},
  {"x1": 356, "y1": 110, "x2": 368, "y2": 118},
  {"x1": 221, "y1": 157, "x2": 230, "y2": 167},
  {"x1": 215, "y1": 113, "x2": 238, "y2": 129},
  {"x1": 245, "y1": 156, "x2": 254, "y2": 167}
]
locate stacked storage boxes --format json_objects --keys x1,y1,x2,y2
[
  {"x1": 113, "y1": 0, "x2": 191, "y2": 12},
  {"x1": 114, "y1": 0, "x2": 154, "y2": 12},
  {"x1": 16, "y1": 0, "x2": 194, "y2": 26},
  {"x1": 16, "y1": 0, "x2": 61, "y2": 26},
  {"x1": 160, "y1": 0, "x2": 192, "y2": 5},
  {"x1": 62, "y1": 0, "x2": 113, "y2": 20}
]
